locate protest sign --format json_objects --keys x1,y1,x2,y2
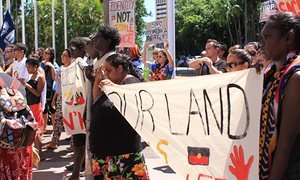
[
  {"x1": 109, "y1": 0, "x2": 136, "y2": 47},
  {"x1": 144, "y1": 18, "x2": 168, "y2": 44},
  {"x1": 277, "y1": 0, "x2": 300, "y2": 15},
  {"x1": 260, "y1": 0, "x2": 278, "y2": 22},
  {"x1": 61, "y1": 58, "x2": 87, "y2": 135},
  {"x1": 103, "y1": 69, "x2": 263, "y2": 179}
]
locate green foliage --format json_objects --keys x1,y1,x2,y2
[
  {"x1": 18, "y1": 0, "x2": 103, "y2": 64},
  {"x1": 10, "y1": 0, "x2": 147, "y2": 63},
  {"x1": 134, "y1": 0, "x2": 147, "y2": 47},
  {"x1": 175, "y1": 0, "x2": 263, "y2": 57}
]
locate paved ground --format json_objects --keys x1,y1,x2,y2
[{"x1": 33, "y1": 127, "x2": 181, "y2": 180}]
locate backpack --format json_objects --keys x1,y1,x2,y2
[{"x1": 0, "y1": 86, "x2": 37, "y2": 149}]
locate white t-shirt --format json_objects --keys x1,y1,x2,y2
[
  {"x1": 93, "y1": 51, "x2": 115, "y2": 71},
  {"x1": 13, "y1": 57, "x2": 29, "y2": 80}
]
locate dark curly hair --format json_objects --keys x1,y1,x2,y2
[
  {"x1": 26, "y1": 57, "x2": 40, "y2": 68},
  {"x1": 70, "y1": 37, "x2": 86, "y2": 50},
  {"x1": 97, "y1": 25, "x2": 121, "y2": 51},
  {"x1": 267, "y1": 12, "x2": 300, "y2": 49}
]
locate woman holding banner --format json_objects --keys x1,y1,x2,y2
[
  {"x1": 90, "y1": 53, "x2": 149, "y2": 180},
  {"x1": 259, "y1": 12, "x2": 300, "y2": 179}
]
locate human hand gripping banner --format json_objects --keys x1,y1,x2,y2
[
  {"x1": 102, "y1": 68, "x2": 263, "y2": 179},
  {"x1": 61, "y1": 58, "x2": 87, "y2": 135}
]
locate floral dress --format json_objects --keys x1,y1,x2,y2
[
  {"x1": 149, "y1": 63, "x2": 173, "y2": 81},
  {"x1": 93, "y1": 152, "x2": 149, "y2": 180}
]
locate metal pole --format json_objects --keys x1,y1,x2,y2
[
  {"x1": 21, "y1": 0, "x2": 25, "y2": 44},
  {"x1": 104, "y1": 0, "x2": 109, "y2": 25},
  {"x1": 64, "y1": 0, "x2": 67, "y2": 48},
  {"x1": 244, "y1": 0, "x2": 248, "y2": 44},
  {"x1": 167, "y1": 0, "x2": 176, "y2": 77},
  {"x1": 52, "y1": 0, "x2": 56, "y2": 62},
  {"x1": 6, "y1": 0, "x2": 10, "y2": 13},
  {"x1": 34, "y1": 0, "x2": 38, "y2": 51},
  {"x1": 0, "y1": 0, "x2": 3, "y2": 26}
]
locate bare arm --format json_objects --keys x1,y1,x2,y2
[
  {"x1": 202, "y1": 57, "x2": 223, "y2": 74},
  {"x1": 164, "y1": 42, "x2": 174, "y2": 69},
  {"x1": 269, "y1": 72, "x2": 300, "y2": 180},
  {"x1": 38, "y1": 66, "x2": 45, "y2": 76},
  {"x1": 24, "y1": 74, "x2": 46, "y2": 97},
  {"x1": 142, "y1": 42, "x2": 150, "y2": 67},
  {"x1": 188, "y1": 59, "x2": 201, "y2": 69},
  {"x1": 5, "y1": 64, "x2": 13, "y2": 76},
  {"x1": 92, "y1": 65, "x2": 104, "y2": 101},
  {"x1": 51, "y1": 91, "x2": 58, "y2": 109}
]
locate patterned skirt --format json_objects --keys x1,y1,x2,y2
[
  {"x1": 0, "y1": 146, "x2": 33, "y2": 180},
  {"x1": 92, "y1": 151, "x2": 150, "y2": 180}
]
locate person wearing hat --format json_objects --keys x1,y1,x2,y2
[{"x1": 127, "y1": 44, "x2": 144, "y2": 76}]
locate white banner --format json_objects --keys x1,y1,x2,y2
[
  {"x1": 109, "y1": 0, "x2": 136, "y2": 47},
  {"x1": 103, "y1": 69, "x2": 263, "y2": 179},
  {"x1": 61, "y1": 58, "x2": 87, "y2": 135}
]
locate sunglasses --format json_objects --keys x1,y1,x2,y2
[
  {"x1": 4, "y1": 50, "x2": 12, "y2": 53},
  {"x1": 158, "y1": 55, "x2": 166, "y2": 58},
  {"x1": 226, "y1": 62, "x2": 244, "y2": 68}
]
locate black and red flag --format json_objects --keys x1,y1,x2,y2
[{"x1": 187, "y1": 146, "x2": 210, "y2": 166}]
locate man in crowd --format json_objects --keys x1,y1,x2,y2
[
  {"x1": 188, "y1": 39, "x2": 227, "y2": 75},
  {"x1": 12, "y1": 43, "x2": 29, "y2": 83}
]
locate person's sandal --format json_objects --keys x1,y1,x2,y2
[
  {"x1": 42, "y1": 143, "x2": 57, "y2": 149},
  {"x1": 66, "y1": 146, "x2": 74, "y2": 152}
]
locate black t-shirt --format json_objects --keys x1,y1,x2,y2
[
  {"x1": 200, "y1": 59, "x2": 227, "y2": 75},
  {"x1": 90, "y1": 76, "x2": 142, "y2": 157},
  {"x1": 26, "y1": 77, "x2": 41, "y2": 105}
]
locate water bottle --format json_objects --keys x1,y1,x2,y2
[{"x1": 142, "y1": 67, "x2": 150, "y2": 81}]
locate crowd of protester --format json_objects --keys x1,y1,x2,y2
[{"x1": 0, "y1": 12, "x2": 299, "y2": 180}]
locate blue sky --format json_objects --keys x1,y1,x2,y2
[{"x1": 143, "y1": 1, "x2": 155, "y2": 23}]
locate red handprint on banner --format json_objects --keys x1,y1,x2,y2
[{"x1": 229, "y1": 145, "x2": 254, "y2": 180}]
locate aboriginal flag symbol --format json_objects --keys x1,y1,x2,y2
[{"x1": 187, "y1": 147, "x2": 210, "y2": 166}]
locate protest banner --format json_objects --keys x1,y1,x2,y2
[
  {"x1": 260, "y1": 0, "x2": 278, "y2": 22},
  {"x1": 144, "y1": 18, "x2": 168, "y2": 44},
  {"x1": 61, "y1": 58, "x2": 87, "y2": 135},
  {"x1": 277, "y1": 0, "x2": 300, "y2": 15},
  {"x1": 109, "y1": 0, "x2": 136, "y2": 47},
  {"x1": 103, "y1": 69, "x2": 263, "y2": 179}
]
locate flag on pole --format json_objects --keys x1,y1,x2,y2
[{"x1": 0, "y1": 10, "x2": 15, "y2": 51}]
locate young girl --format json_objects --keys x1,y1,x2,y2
[
  {"x1": 41, "y1": 47, "x2": 56, "y2": 129},
  {"x1": 23, "y1": 57, "x2": 46, "y2": 158}
]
